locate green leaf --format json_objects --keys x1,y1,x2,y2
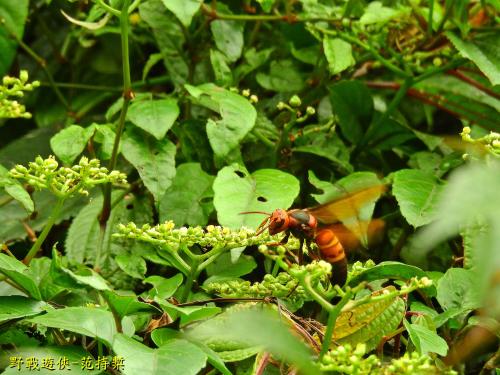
[
  {"x1": 347, "y1": 261, "x2": 428, "y2": 285},
  {"x1": 256, "y1": 60, "x2": 305, "y2": 92},
  {"x1": 437, "y1": 268, "x2": 483, "y2": 312},
  {"x1": 159, "y1": 163, "x2": 214, "y2": 226},
  {"x1": 101, "y1": 290, "x2": 160, "y2": 319},
  {"x1": 0, "y1": 128, "x2": 55, "y2": 167},
  {"x1": 323, "y1": 38, "x2": 355, "y2": 75},
  {"x1": 0, "y1": 0, "x2": 29, "y2": 75},
  {"x1": 161, "y1": 0, "x2": 201, "y2": 27},
  {"x1": 392, "y1": 169, "x2": 444, "y2": 227},
  {"x1": 211, "y1": 20, "x2": 244, "y2": 62},
  {"x1": 139, "y1": 0, "x2": 189, "y2": 85},
  {"x1": 2, "y1": 346, "x2": 99, "y2": 374},
  {"x1": 185, "y1": 84, "x2": 257, "y2": 158},
  {"x1": 0, "y1": 296, "x2": 48, "y2": 323},
  {"x1": 144, "y1": 273, "x2": 184, "y2": 299},
  {"x1": 112, "y1": 335, "x2": 207, "y2": 375},
  {"x1": 403, "y1": 320, "x2": 448, "y2": 356},
  {"x1": 234, "y1": 47, "x2": 274, "y2": 80},
  {"x1": 334, "y1": 288, "x2": 406, "y2": 352},
  {"x1": 206, "y1": 252, "x2": 257, "y2": 280},
  {"x1": 26, "y1": 257, "x2": 66, "y2": 301},
  {"x1": 293, "y1": 130, "x2": 353, "y2": 174},
  {"x1": 0, "y1": 165, "x2": 33, "y2": 213},
  {"x1": 122, "y1": 128, "x2": 176, "y2": 202},
  {"x1": 50, "y1": 248, "x2": 111, "y2": 291},
  {"x1": 446, "y1": 32, "x2": 500, "y2": 86},
  {"x1": 28, "y1": 307, "x2": 133, "y2": 346},
  {"x1": 213, "y1": 164, "x2": 300, "y2": 229},
  {"x1": 0, "y1": 253, "x2": 42, "y2": 300},
  {"x1": 115, "y1": 253, "x2": 147, "y2": 279},
  {"x1": 186, "y1": 305, "x2": 319, "y2": 374},
  {"x1": 359, "y1": 1, "x2": 408, "y2": 25},
  {"x1": 50, "y1": 125, "x2": 96, "y2": 165},
  {"x1": 210, "y1": 49, "x2": 233, "y2": 86},
  {"x1": 127, "y1": 98, "x2": 180, "y2": 140},
  {"x1": 329, "y1": 81, "x2": 373, "y2": 144}
]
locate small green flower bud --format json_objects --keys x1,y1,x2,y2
[
  {"x1": 241, "y1": 89, "x2": 250, "y2": 97},
  {"x1": 277, "y1": 101, "x2": 286, "y2": 110},
  {"x1": 20, "y1": 70, "x2": 28, "y2": 82},
  {"x1": 306, "y1": 106, "x2": 315, "y2": 115},
  {"x1": 289, "y1": 95, "x2": 301, "y2": 108},
  {"x1": 250, "y1": 94, "x2": 258, "y2": 103}
]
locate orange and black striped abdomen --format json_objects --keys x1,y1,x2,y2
[{"x1": 315, "y1": 228, "x2": 347, "y2": 286}]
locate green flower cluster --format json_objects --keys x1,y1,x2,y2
[
  {"x1": 321, "y1": 344, "x2": 456, "y2": 375},
  {"x1": 384, "y1": 352, "x2": 457, "y2": 375},
  {"x1": 461, "y1": 126, "x2": 500, "y2": 158},
  {"x1": 204, "y1": 272, "x2": 308, "y2": 302},
  {"x1": 114, "y1": 221, "x2": 286, "y2": 252},
  {"x1": 9, "y1": 156, "x2": 127, "y2": 198},
  {"x1": 320, "y1": 343, "x2": 380, "y2": 374},
  {"x1": 0, "y1": 70, "x2": 39, "y2": 119}
]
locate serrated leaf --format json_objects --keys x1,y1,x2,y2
[
  {"x1": 161, "y1": 0, "x2": 201, "y2": 27},
  {"x1": 185, "y1": 84, "x2": 257, "y2": 158},
  {"x1": 213, "y1": 164, "x2": 300, "y2": 229},
  {"x1": 112, "y1": 335, "x2": 207, "y2": 375},
  {"x1": 392, "y1": 169, "x2": 443, "y2": 227},
  {"x1": 159, "y1": 163, "x2": 214, "y2": 226},
  {"x1": 115, "y1": 253, "x2": 147, "y2": 279},
  {"x1": 0, "y1": 0, "x2": 29, "y2": 75},
  {"x1": 127, "y1": 98, "x2": 180, "y2": 140},
  {"x1": 122, "y1": 128, "x2": 176, "y2": 202},
  {"x1": 323, "y1": 38, "x2": 355, "y2": 75},
  {"x1": 333, "y1": 288, "x2": 406, "y2": 351},
  {"x1": 50, "y1": 125, "x2": 96, "y2": 165},
  {"x1": 403, "y1": 320, "x2": 448, "y2": 356},
  {"x1": 446, "y1": 32, "x2": 500, "y2": 86},
  {"x1": 210, "y1": 20, "x2": 244, "y2": 62},
  {"x1": 0, "y1": 296, "x2": 48, "y2": 323}
]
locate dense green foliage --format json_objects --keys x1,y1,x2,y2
[{"x1": 0, "y1": 0, "x2": 499, "y2": 374}]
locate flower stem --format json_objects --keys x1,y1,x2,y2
[{"x1": 24, "y1": 198, "x2": 65, "y2": 264}]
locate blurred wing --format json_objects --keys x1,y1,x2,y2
[
  {"x1": 309, "y1": 184, "x2": 387, "y2": 247},
  {"x1": 308, "y1": 184, "x2": 387, "y2": 224},
  {"x1": 321, "y1": 219, "x2": 386, "y2": 252}
]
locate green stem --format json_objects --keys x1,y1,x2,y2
[
  {"x1": 302, "y1": 275, "x2": 333, "y2": 313},
  {"x1": 24, "y1": 198, "x2": 65, "y2": 264},
  {"x1": 319, "y1": 288, "x2": 353, "y2": 359},
  {"x1": 99, "y1": 0, "x2": 133, "y2": 229},
  {"x1": 181, "y1": 258, "x2": 199, "y2": 302},
  {"x1": 95, "y1": 0, "x2": 121, "y2": 17}
]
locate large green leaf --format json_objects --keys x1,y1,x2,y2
[
  {"x1": 323, "y1": 38, "x2": 355, "y2": 75},
  {"x1": 206, "y1": 252, "x2": 257, "y2": 280},
  {"x1": 185, "y1": 84, "x2": 257, "y2": 158},
  {"x1": 213, "y1": 164, "x2": 300, "y2": 229},
  {"x1": 139, "y1": 0, "x2": 188, "y2": 85},
  {"x1": 122, "y1": 128, "x2": 176, "y2": 202},
  {"x1": 0, "y1": 0, "x2": 29, "y2": 75},
  {"x1": 28, "y1": 307, "x2": 134, "y2": 346},
  {"x1": 159, "y1": 163, "x2": 214, "y2": 226},
  {"x1": 392, "y1": 169, "x2": 443, "y2": 228},
  {"x1": 403, "y1": 320, "x2": 448, "y2": 356},
  {"x1": 186, "y1": 305, "x2": 319, "y2": 374},
  {"x1": 329, "y1": 81, "x2": 373, "y2": 144},
  {"x1": 50, "y1": 125, "x2": 96, "y2": 165},
  {"x1": 446, "y1": 32, "x2": 500, "y2": 86},
  {"x1": 161, "y1": 0, "x2": 201, "y2": 27},
  {"x1": 0, "y1": 296, "x2": 48, "y2": 323},
  {"x1": 127, "y1": 98, "x2": 179, "y2": 140},
  {"x1": 112, "y1": 335, "x2": 207, "y2": 375},
  {"x1": 210, "y1": 20, "x2": 244, "y2": 62}
]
